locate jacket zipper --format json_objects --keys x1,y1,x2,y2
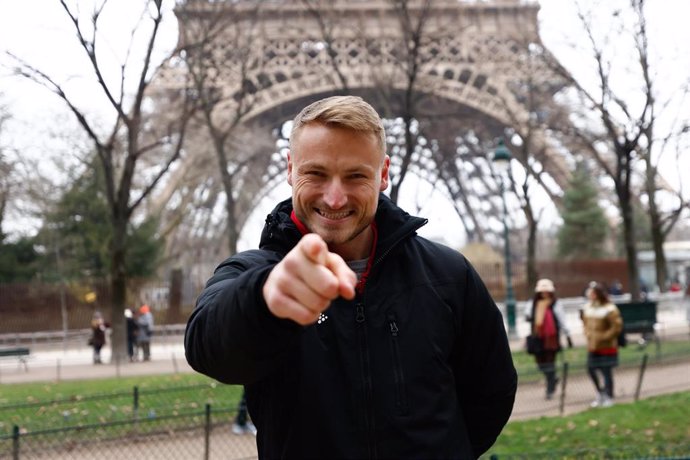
[
  {"x1": 387, "y1": 312, "x2": 408, "y2": 414},
  {"x1": 372, "y1": 220, "x2": 427, "y2": 268},
  {"x1": 355, "y1": 301, "x2": 377, "y2": 459},
  {"x1": 352, "y1": 220, "x2": 425, "y2": 457}
]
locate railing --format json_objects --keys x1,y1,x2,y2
[
  {"x1": 1, "y1": 404, "x2": 256, "y2": 460},
  {"x1": 0, "y1": 324, "x2": 187, "y2": 347}
]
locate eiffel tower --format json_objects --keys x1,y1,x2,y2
[
  {"x1": 154, "y1": 0, "x2": 573, "y2": 280},
  {"x1": 163, "y1": 0, "x2": 570, "y2": 180}
]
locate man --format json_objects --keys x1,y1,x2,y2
[{"x1": 185, "y1": 95, "x2": 517, "y2": 459}]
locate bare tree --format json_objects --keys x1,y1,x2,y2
[
  {"x1": 0, "y1": 99, "x2": 11, "y2": 241},
  {"x1": 8, "y1": 0, "x2": 195, "y2": 359},
  {"x1": 548, "y1": 2, "x2": 646, "y2": 299},
  {"x1": 630, "y1": 0, "x2": 690, "y2": 291},
  {"x1": 498, "y1": 39, "x2": 574, "y2": 291},
  {"x1": 178, "y1": 0, "x2": 285, "y2": 256},
  {"x1": 549, "y1": 0, "x2": 690, "y2": 297}
]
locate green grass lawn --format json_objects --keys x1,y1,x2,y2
[
  {"x1": 483, "y1": 392, "x2": 690, "y2": 459},
  {"x1": 0, "y1": 373, "x2": 243, "y2": 435}
]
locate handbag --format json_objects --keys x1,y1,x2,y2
[{"x1": 525, "y1": 334, "x2": 543, "y2": 355}]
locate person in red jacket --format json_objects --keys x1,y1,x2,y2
[
  {"x1": 185, "y1": 95, "x2": 517, "y2": 459},
  {"x1": 528, "y1": 279, "x2": 573, "y2": 400}
]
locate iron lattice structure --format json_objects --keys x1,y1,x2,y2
[{"x1": 151, "y1": 0, "x2": 575, "y2": 281}]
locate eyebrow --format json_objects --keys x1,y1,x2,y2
[{"x1": 298, "y1": 161, "x2": 375, "y2": 175}]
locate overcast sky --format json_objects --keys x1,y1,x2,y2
[{"x1": 1, "y1": 0, "x2": 688, "y2": 249}]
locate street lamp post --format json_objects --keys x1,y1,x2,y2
[{"x1": 492, "y1": 139, "x2": 517, "y2": 338}]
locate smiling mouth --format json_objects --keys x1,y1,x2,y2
[{"x1": 316, "y1": 209, "x2": 352, "y2": 220}]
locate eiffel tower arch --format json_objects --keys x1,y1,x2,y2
[
  {"x1": 166, "y1": 0, "x2": 571, "y2": 181},
  {"x1": 155, "y1": 0, "x2": 574, "y2": 277}
]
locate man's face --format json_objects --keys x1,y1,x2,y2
[{"x1": 288, "y1": 122, "x2": 389, "y2": 259}]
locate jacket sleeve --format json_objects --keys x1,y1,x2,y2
[
  {"x1": 453, "y1": 260, "x2": 518, "y2": 458},
  {"x1": 184, "y1": 249, "x2": 302, "y2": 385},
  {"x1": 603, "y1": 305, "x2": 624, "y2": 341}
]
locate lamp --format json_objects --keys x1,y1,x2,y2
[{"x1": 492, "y1": 139, "x2": 517, "y2": 338}]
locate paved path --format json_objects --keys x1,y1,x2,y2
[{"x1": 0, "y1": 339, "x2": 191, "y2": 384}]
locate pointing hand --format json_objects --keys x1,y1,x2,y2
[{"x1": 263, "y1": 233, "x2": 357, "y2": 325}]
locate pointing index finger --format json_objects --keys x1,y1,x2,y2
[
  {"x1": 300, "y1": 234, "x2": 328, "y2": 266},
  {"x1": 325, "y1": 252, "x2": 357, "y2": 300}
]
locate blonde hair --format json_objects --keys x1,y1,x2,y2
[{"x1": 290, "y1": 96, "x2": 386, "y2": 157}]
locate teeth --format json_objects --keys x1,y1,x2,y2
[{"x1": 319, "y1": 210, "x2": 350, "y2": 220}]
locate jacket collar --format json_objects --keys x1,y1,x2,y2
[{"x1": 258, "y1": 194, "x2": 427, "y2": 258}]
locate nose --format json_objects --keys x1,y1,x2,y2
[{"x1": 323, "y1": 178, "x2": 347, "y2": 209}]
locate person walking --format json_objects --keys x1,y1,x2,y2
[
  {"x1": 137, "y1": 304, "x2": 154, "y2": 361},
  {"x1": 581, "y1": 282, "x2": 623, "y2": 408},
  {"x1": 231, "y1": 389, "x2": 257, "y2": 436},
  {"x1": 185, "y1": 95, "x2": 517, "y2": 459},
  {"x1": 125, "y1": 308, "x2": 139, "y2": 362},
  {"x1": 89, "y1": 311, "x2": 108, "y2": 364},
  {"x1": 527, "y1": 278, "x2": 573, "y2": 399}
]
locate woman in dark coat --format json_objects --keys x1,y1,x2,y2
[
  {"x1": 528, "y1": 279, "x2": 573, "y2": 399},
  {"x1": 90, "y1": 311, "x2": 108, "y2": 364}
]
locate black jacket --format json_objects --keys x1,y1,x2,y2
[{"x1": 185, "y1": 195, "x2": 517, "y2": 459}]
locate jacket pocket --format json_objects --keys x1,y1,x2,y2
[{"x1": 387, "y1": 311, "x2": 409, "y2": 415}]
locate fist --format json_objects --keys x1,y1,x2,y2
[{"x1": 263, "y1": 234, "x2": 357, "y2": 325}]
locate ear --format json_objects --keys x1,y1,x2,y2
[
  {"x1": 379, "y1": 155, "x2": 390, "y2": 191},
  {"x1": 287, "y1": 151, "x2": 293, "y2": 186}
]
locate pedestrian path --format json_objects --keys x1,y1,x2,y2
[{"x1": 0, "y1": 340, "x2": 191, "y2": 384}]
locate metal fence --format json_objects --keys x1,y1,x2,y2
[{"x1": 1, "y1": 404, "x2": 258, "y2": 460}]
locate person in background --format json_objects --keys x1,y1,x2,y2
[
  {"x1": 581, "y1": 283, "x2": 623, "y2": 408},
  {"x1": 527, "y1": 278, "x2": 573, "y2": 399},
  {"x1": 90, "y1": 311, "x2": 108, "y2": 364},
  {"x1": 137, "y1": 304, "x2": 154, "y2": 361},
  {"x1": 125, "y1": 308, "x2": 139, "y2": 362},
  {"x1": 608, "y1": 280, "x2": 623, "y2": 296},
  {"x1": 231, "y1": 389, "x2": 257, "y2": 436},
  {"x1": 185, "y1": 95, "x2": 517, "y2": 459}
]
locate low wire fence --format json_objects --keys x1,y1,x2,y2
[{"x1": 1, "y1": 404, "x2": 257, "y2": 460}]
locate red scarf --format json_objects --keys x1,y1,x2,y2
[{"x1": 290, "y1": 210, "x2": 378, "y2": 295}]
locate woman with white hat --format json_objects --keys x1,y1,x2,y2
[{"x1": 528, "y1": 278, "x2": 573, "y2": 399}]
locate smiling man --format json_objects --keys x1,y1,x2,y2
[{"x1": 185, "y1": 95, "x2": 517, "y2": 459}]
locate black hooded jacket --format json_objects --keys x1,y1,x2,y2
[{"x1": 185, "y1": 195, "x2": 517, "y2": 459}]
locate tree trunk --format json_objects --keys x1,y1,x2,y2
[
  {"x1": 109, "y1": 220, "x2": 128, "y2": 364},
  {"x1": 167, "y1": 268, "x2": 183, "y2": 324},
  {"x1": 389, "y1": 114, "x2": 415, "y2": 205},
  {"x1": 645, "y1": 162, "x2": 667, "y2": 292},
  {"x1": 618, "y1": 190, "x2": 641, "y2": 300},
  {"x1": 650, "y1": 220, "x2": 667, "y2": 292},
  {"x1": 526, "y1": 213, "x2": 538, "y2": 295}
]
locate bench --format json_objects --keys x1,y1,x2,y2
[
  {"x1": 0, "y1": 347, "x2": 31, "y2": 371},
  {"x1": 616, "y1": 301, "x2": 659, "y2": 353}
]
